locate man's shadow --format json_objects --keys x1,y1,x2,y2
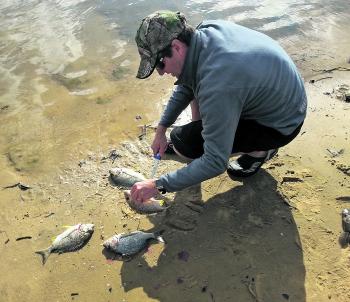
[{"x1": 119, "y1": 170, "x2": 306, "y2": 302}]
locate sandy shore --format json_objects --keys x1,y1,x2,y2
[{"x1": 1, "y1": 47, "x2": 350, "y2": 302}]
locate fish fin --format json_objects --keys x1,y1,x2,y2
[
  {"x1": 35, "y1": 247, "x2": 52, "y2": 265},
  {"x1": 122, "y1": 254, "x2": 133, "y2": 262}
]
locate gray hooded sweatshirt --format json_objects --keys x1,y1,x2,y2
[{"x1": 157, "y1": 20, "x2": 307, "y2": 192}]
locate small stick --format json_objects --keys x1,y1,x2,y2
[
  {"x1": 210, "y1": 291, "x2": 215, "y2": 302},
  {"x1": 336, "y1": 196, "x2": 350, "y2": 202},
  {"x1": 247, "y1": 282, "x2": 258, "y2": 301},
  {"x1": 242, "y1": 278, "x2": 260, "y2": 302},
  {"x1": 0, "y1": 230, "x2": 10, "y2": 244},
  {"x1": 2, "y1": 182, "x2": 31, "y2": 191},
  {"x1": 312, "y1": 67, "x2": 350, "y2": 73},
  {"x1": 309, "y1": 76, "x2": 332, "y2": 83},
  {"x1": 44, "y1": 212, "x2": 55, "y2": 218},
  {"x1": 2, "y1": 183, "x2": 20, "y2": 189},
  {"x1": 16, "y1": 236, "x2": 32, "y2": 241}
]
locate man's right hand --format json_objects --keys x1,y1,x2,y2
[{"x1": 151, "y1": 125, "x2": 168, "y2": 157}]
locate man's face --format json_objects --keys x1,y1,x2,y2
[{"x1": 155, "y1": 40, "x2": 187, "y2": 79}]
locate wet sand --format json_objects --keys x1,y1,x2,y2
[
  {"x1": 1, "y1": 7, "x2": 350, "y2": 302},
  {"x1": 1, "y1": 68, "x2": 350, "y2": 302}
]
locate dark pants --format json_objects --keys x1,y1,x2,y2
[{"x1": 170, "y1": 119, "x2": 303, "y2": 159}]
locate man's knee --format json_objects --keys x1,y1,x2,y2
[{"x1": 170, "y1": 121, "x2": 204, "y2": 160}]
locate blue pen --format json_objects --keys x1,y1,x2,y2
[{"x1": 150, "y1": 153, "x2": 161, "y2": 178}]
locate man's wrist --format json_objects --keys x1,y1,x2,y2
[
  {"x1": 155, "y1": 179, "x2": 167, "y2": 194},
  {"x1": 156, "y1": 124, "x2": 167, "y2": 135}
]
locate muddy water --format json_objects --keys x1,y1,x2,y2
[
  {"x1": 1, "y1": 0, "x2": 350, "y2": 301},
  {"x1": 0, "y1": 0, "x2": 172, "y2": 179}
]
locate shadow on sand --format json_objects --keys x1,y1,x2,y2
[{"x1": 119, "y1": 170, "x2": 306, "y2": 302}]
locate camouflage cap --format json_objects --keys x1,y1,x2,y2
[{"x1": 135, "y1": 11, "x2": 187, "y2": 79}]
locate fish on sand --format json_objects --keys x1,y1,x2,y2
[
  {"x1": 35, "y1": 223, "x2": 94, "y2": 265},
  {"x1": 103, "y1": 230, "x2": 164, "y2": 258}
]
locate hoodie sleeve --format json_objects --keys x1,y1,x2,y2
[
  {"x1": 159, "y1": 85, "x2": 194, "y2": 127},
  {"x1": 158, "y1": 66, "x2": 245, "y2": 192}
]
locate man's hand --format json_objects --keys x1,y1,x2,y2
[
  {"x1": 151, "y1": 125, "x2": 168, "y2": 157},
  {"x1": 131, "y1": 179, "x2": 158, "y2": 203}
]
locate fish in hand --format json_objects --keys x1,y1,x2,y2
[
  {"x1": 123, "y1": 190, "x2": 168, "y2": 214},
  {"x1": 109, "y1": 167, "x2": 145, "y2": 188}
]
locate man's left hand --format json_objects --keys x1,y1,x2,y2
[{"x1": 130, "y1": 179, "x2": 158, "y2": 203}]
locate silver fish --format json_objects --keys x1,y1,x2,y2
[
  {"x1": 109, "y1": 167, "x2": 145, "y2": 188},
  {"x1": 123, "y1": 190, "x2": 168, "y2": 214},
  {"x1": 103, "y1": 230, "x2": 164, "y2": 257},
  {"x1": 342, "y1": 209, "x2": 350, "y2": 232},
  {"x1": 35, "y1": 223, "x2": 94, "y2": 265},
  {"x1": 340, "y1": 209, "x2": 350, "y2": 247}
]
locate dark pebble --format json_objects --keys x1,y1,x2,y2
[
  {"x1": 177, "y1": 277, "x2": 184, "y2": 284},
  {"x1": 177, "y1": 250, "x2": 189, "y2": 262}
]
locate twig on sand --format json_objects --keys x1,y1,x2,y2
[
  {"x1": 210, "y1": 291, "x2": 215, "y2": 302},
  {"x1": 214, "y1": 177, "x2": 226, "y2": 195},
  {"x1": 0, "y1": 230, "x2": 10, "y2": 244},
  {"x1": 312, "y1": 67, "x2": 350, "y2": 73},
  {"x1": 44, "y1": 212, "x2": 55, "y2": 218},
  {"x1": 137, "y1": 124, "x2": 152, "y2": 140},
  {"x1": 136, "y1": 219, "x2": 141, "y2": 230},
  {"x1": 16, "y1": 236, "x2": 32, "y2": 241},
  {"x1": 336, "y1": 196, "x2": 350, "y2": 202},
  {"x1": 281, "y1": 176, "x2": 303, "y2": 184},
  {"x1": 242, "y1": 277, "x2": 260, "y2": 302},
  {"x1": 2, "y1": 182, "x2": 31, "y2": 191},
  {"x1": 309, "y1": 77, "x2": 332, "y2": 83}
]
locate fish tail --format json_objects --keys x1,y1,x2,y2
[{"x1": 35, "y1": 247, "x2": 52, "y2": 265}]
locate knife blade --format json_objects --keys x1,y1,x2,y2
[{"x1": 150, "y1": 153, "x2": 161, "y2": 178}]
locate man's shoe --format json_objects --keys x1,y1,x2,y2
[{"x1": 227, "y1": 149, "x2": 278, "y2": 178}]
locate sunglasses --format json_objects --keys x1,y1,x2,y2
[
  {"x1": 155, "y1": 45, "x2": 172, "y2": 70},
  {"x1": 156, "y1": 55, "x2": 165, "y2": 70}
]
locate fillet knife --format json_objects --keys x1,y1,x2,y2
[{"x1": 150, "y1": 153, "x2": 161, "y2": 179}]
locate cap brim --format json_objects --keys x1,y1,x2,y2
[{"x1": 136, "y1": 54, "x2": 157, "y2": 79}]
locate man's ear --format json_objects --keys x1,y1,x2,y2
[{"x1": 171, "y1": 39, "x2": 187, "y2": 55}]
